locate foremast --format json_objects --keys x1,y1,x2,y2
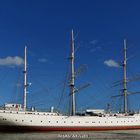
[
  {"x1": 23, "y1": 46, "x2": 27, "y2": 111},
  {"x1": 69, "y1": 30, "x2": 76, "y2": 116},
  {"x1": 123, "y1": 40, "x2": 127, "y2": 113}
]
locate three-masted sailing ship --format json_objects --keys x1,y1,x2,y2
[{"x1": 0, "y1": 31, "x2": 140, "y2": 132}]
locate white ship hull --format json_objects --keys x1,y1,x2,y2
[{"x1": 1, "y1": 110, "x2": 140, "y2": 132}]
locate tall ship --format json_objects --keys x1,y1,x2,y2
[{"x1": 0, "y1": 31, "x2": 140, "y2": 132}]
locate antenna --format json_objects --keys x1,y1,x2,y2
[{"x1": 23, "y1": 46, "x2": 27, "y2": 111}]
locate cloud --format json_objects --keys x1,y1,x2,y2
[
  {"x1": 38, "y1": 58, "x2": 48, "y2": 63},
  {"x1": 90, "y1": 46, "x2": 101, "y2": 53},
  {"x1": 104, "y1": 59, "x2": 120, "y2": 68},
  {"x1": 0, "y1": 56, "x2": 24, "y2": 66},
  {"x1": 88, "y1": 40, "x2": 102, "y2": 53},
  {"x1": 90, "y1": 40, "x2": 98, "y2": 45}
]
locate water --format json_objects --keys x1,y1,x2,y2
[{"x1": 0, "y1": 130, "x2": 140, "y2": 140}]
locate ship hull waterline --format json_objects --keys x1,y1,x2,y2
[{"x1": 1, "y1": 125, "x2": 140, "y2": 132}]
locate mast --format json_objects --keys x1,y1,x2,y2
[
  {"x1": 23, "y1": 46, "x2": 27, "y2": 111},
  {"x1": 69, "y1": 29, "x2": 75, "y2": 116},
  {"x1": 123, "y1": 39, "x2": 127, "y2": 113}
]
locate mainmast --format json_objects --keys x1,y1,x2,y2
[
  {"x1": 69, "y1": 30, "x2": 76, "y2": 116},
  {"x1": 23, "y1": 46, "x2": 27, "y2": 111},
  {"x1": 123, "y1": 40, "x2": 127, "y2": 113}
]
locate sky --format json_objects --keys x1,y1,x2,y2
[{"x1": 0, "y1": 0, "x2": 140, "y2": 113}]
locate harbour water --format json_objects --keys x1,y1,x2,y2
[{"x1": 0, "y1": 130, "x2": 140, "y2": 140}]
